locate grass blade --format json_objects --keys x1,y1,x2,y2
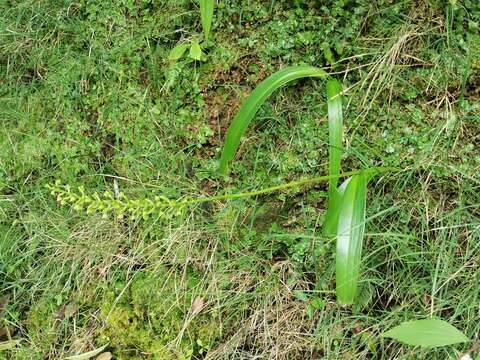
[
  {"x1": 64, "y1": 344, "x2": 109, "y2": 360},
  {"x1": 335, "y1": 172, "x2": 367, "y2": 304},
  {"x1": 0, "y1": 340, "x2": 21, "y2": 351},
  {"x1": 199, "y1": 0, "x2": 214, "y2": 41},
  {"x1": 219, "y1": 66, "x2": 327, "y2": 174},
  {"x1": 323, "y1": 79, "x2": 343, "y2": 236}
]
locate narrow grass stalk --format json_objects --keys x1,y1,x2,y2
[{"x1": 184, "y1": 169, "x2": 386, "y2": 205}]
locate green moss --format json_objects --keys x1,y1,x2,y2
[
  {"x1": 25, "y1": 297, "x2": 58, "y2": 349},
  {"x1": 96, "y1": 271, "x2": 220, "y2": 359}
]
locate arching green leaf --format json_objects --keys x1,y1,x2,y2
[{"x1": 219, "y1": 66, "x2": 327, "y2": 175}]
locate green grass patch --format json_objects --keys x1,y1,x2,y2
[{"x1": 1, "y1": 0, "x2": 479, "y2": 359}]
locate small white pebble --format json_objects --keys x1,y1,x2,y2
[{"x1": 459, "y1": 354, "x2": 472, "y2": 360}]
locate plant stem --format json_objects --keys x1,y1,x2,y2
[{"x1": 181, "y1": 167, "x2": 399, "y2": 206}]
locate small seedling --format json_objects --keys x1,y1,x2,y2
[{"x1": 168, "y1": 0, "x2": 214, "y2": 63}]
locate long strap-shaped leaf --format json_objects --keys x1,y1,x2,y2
[
  {"x1": 326, "y1": 79, "x2": 343, "y2": 193},
  {"x1": 219, "y1": 66, "x2": 327, "y2": 175},
  {"x1": 335, "y1": 172, "x2": 368, "y2": 304},
  {"x1": 199, "y1": 0, "x2": 214, "y2": 41},
  {"x1": 323, "y1": 79, "x2": 343, "y2": 237}
]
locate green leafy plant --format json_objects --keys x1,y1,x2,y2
[
  {"x1": 48, "y1": 66, "x2": 391, "y2": 305},
  {"x1": 168, "y1": 0, "x2": 214, "y2": 62},
  {"x1": 169, "y1": 39, "x2": 204, "y2": 62},
  {"x1": 218, "y1": 66, "x2": 376, "y2": 304},
  {"x1": 48, "y1": 170, "x2": 376, "y2": 221},
  {"x1": 382, "y1": 319, "x2": 468, "y2": 348}
]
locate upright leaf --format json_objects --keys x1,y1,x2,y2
[
  {"x1": 326, "y1": 79, "x2": 343, "y2": 195},
  {"x1": 168, "y1": 43, "x2": 189, "y2": 61},
  {"x1": 324, "y1": 176, "x2": 351, "y2": 237},
  {"x1": 335, "y1": 172, "x2": 367, "y2": 304},
  {"x1": 219, "y1": 66, "x2": 328, "y2": 174},
  {"x1": 323, "y1": 79, "x2": 343, "y2": 237},
  {"x1": 199, "y1": 0, "x2": 214, "y2": 41},
  {"x1": 382, "y1": 319, "x2": 469, "y2": 347},
  {"x1": 189, "y1": 40, "x2": 202, "y2": 60}
]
